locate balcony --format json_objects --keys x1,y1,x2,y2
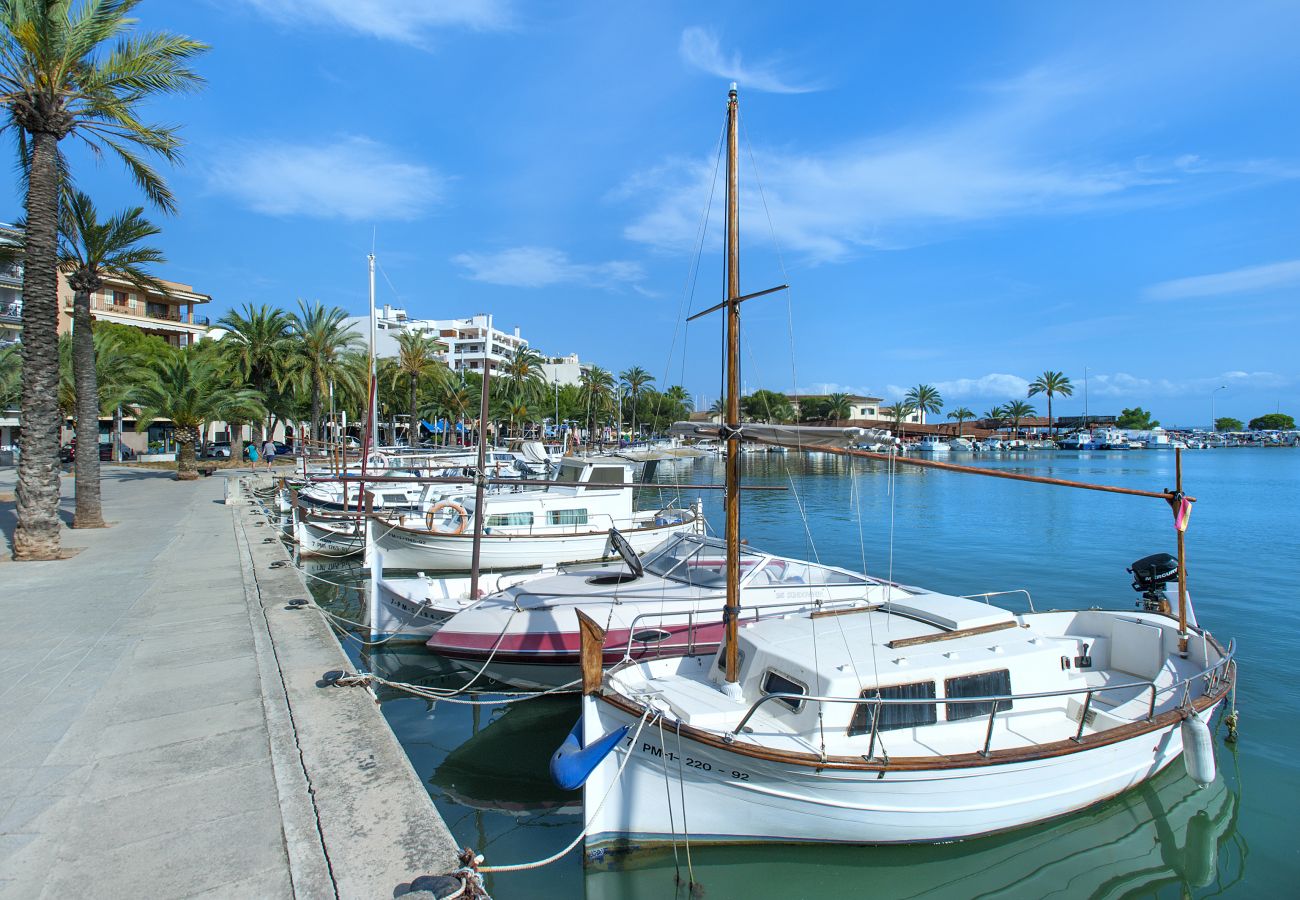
[{"x1": 0, "y1": 300, "x2": 19, "y2": 321}]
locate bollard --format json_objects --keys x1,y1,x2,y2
[{"x1": 224, "y1": 477, "x2": 240, "y2": 506}]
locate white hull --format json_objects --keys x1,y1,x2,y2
[
  {"x1": 582, "y1": 690, "x2": 1222, "y2": 852},
  {"x1": 368, "y1": 562, "x2": 556, "y2": 642},
  {"x1": 367, "y1": 515, "x2": 702, "y2": 571},
  {"x1": 294, "y1": 514, "x2": 364, "y2": 557}
]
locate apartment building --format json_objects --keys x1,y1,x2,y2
[
  {"x1": 58, "y1": 273, "x2": 211, "y2": 348},
  {"x1": 368, "y1": 306, "x2": 534, "y2": 375}
]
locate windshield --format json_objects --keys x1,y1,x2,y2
[{"x1": 642, "y1": 535, "x2": 766, "y2": 587}]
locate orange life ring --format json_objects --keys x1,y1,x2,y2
[{"x1": 426, "y1": 501, "x2": 469, "y2": 535}]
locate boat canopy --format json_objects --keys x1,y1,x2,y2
[{"x1": 641, "y1": 532, "x2": 871, "y2": 589}]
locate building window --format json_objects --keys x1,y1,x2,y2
[
  {"x1": 944, "y1": 670, "x2": 1012, "y2": 722},
  {"x1": 112, "y1": 290, "x2": 129, "y2": 306},
  {"x1": 848, "y1": 681, "x2": 937, "y2": 735}
]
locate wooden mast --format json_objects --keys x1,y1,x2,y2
[
  {"x1": 724, "y1": 84, "x2": 742, "y2": 685},
  {"x1": 468, "y1": 315, "x2": 493, "y2": 600},
  {"x1": 1176, "y1": 447, "x2": 1189, "y2": 656}
]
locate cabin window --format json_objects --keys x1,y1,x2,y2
[
  {"x1": 584, "y1": 466, "x2": 624, "y2": 489},
  {"x1": 761, "y1": 670, "x2": 808, "y2": 712},
  {"x1": 944, "y1": 670, "x2": 1012, "y2": 722},
  {"x1": 548, "y1": 508, "x2": 588, "y2": 525},
  {"x1": 381, "y1": 493, "x2": 408, "y2": 503},
  {"x1": 486, "y1": 512, "x2": 533, "y2": 527},
  {"x1": 552, "y1": 465, "x2": 583, "y2": 485},
  {"x1": 848, "y1": 681, "x2": 937, "y2": 735},
  {"x1": 715, "y1": 643, "x2": 745, "y2": 673}
]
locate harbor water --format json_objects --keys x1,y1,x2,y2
[{"x1": 305, "y1": 449, "x2": 1296, "y2": 898}]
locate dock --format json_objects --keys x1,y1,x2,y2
[{"x1": 0, "y1": 467, "x2": 459, "y2": 898}]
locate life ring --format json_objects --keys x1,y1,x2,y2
[
  {"x1": 367, "y1": 452, "x2": 389, "y2": 468},
  {"x1": 426, "y1": 501, "x2": 469, "y2": 535}
]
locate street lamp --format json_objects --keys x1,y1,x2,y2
[{"x1": 1212, "y1": 385, "x2": 1227, "y2": 430}]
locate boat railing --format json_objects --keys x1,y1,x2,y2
[
  {"x1": 723, "y1": 640, "x2": 1235, "y2": 760},
  {"x1": 961, "y1": 589, "x2": 1036, "y2": 613}
]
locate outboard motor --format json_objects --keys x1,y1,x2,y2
[{"x1": 1128, "y1": 552, "x2": 1178, "y2": 612}]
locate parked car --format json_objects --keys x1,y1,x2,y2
[
  {"x1": 272, "y1": 442, "x2": 292, "y2": 456},
  {"x1": 204, "y1": 442, "x2": 232, "y2": 458}
]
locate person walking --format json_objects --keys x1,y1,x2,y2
[{"x1": 262, "y1": 438, "x2": 276, "y2": 472}]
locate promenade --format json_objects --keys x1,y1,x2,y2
[{"x1": 0, "y1": 466, "x2": 458, "y2": 898}]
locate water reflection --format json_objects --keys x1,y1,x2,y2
[{"x1": 583, "y1": 754, "x2": 1245, "y2": 900}]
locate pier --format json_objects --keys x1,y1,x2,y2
[{"x1": 0, "y1": 467, "x2": 459, "y2": 898}]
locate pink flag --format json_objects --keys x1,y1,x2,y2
[{"x1": 1173, "y1": 495, "x2": 1193, "y2": 532}]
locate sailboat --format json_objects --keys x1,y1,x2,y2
[{"x1": 560, "y1": 85, "x2": 1236, "y2": 856}]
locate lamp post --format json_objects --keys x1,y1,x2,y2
[{"x1": 1212, "y1": 385, "x2": 1227, "y2": 431}]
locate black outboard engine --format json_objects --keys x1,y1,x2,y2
[{"x1": 1128, "y1": 552, "x2": 1178, "y2": 612}]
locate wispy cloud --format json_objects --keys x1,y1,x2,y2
[
  {"x1": 452, "y1": 246, "x2": 645, "y2": 290},
  {"x1": 240, "y1": 0, "x2": 512, "y2": 44},
  {"x1": 1145, "y1": 259, "x2": 1300, "y2": 301},
  {"x1": 678, "y1": 26, "x2": 820, "y2": 94},
  {"x1": 208, "y1": 136, "x2": 443, "y2": 221},
  {"x1": 621, "y1": 52, "x2": 1300, "y2": 264},
  {"x1": 884, "y1": 374, "x2": 1032, "y2": 402}
]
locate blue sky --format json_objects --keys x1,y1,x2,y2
[{"x1": 12, "y1": 0, "x2": 1300, "y2": 426}]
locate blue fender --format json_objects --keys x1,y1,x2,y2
[{"x1": 550, "y1": 719, "x2": 630, "y2": 790}]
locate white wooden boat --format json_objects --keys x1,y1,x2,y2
[
  {"x1": 364, "y1": 458, "x2": 704, "y2": 571},
  {"x1": 577, "y1": 582, "x2": 1233, "y2": 852},
  {"x1": 551, "y1": 85, "x2": 1236, "y2": 860}
]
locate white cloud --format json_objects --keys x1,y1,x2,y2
[
  {"x1": 209, "y1": 136, "x2": 442, "y2": 221},
  {"x1": 240, "y1": 0, "x2": 512, "y2": 44},
  {"x1": 620, "y1": 88, "x2": 1157, "y2": 262},
  {"x1": 1145, "y1": 259, "x2": 1300, "y2": 301},
  {"x1": 451, "y1": 246, "x2": 645, "y2": 289},
  {"x1": 679, "y1": 26, "x2": 820, "y2": 94}
]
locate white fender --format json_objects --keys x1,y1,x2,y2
[{"x1": 1181, "y1": 708, "x2": 1216, "y2": 787}]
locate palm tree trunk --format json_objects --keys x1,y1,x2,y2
[
  {"x1": 175, "y1": 425, "x2": 198, "y2": 480},
  {"x1": 14, "y1": 131, "x2": 64, "y2": 559},
  {"x1": 71, "y1": 289, "x2": 105, "y2": 527},
  {"x1": 409, "y1": 379, "x2": 418, "y2": 447},
  {"x1": 309, "y1": 382, "x2": 322, "y2": 452},
  {"x1": 1048, "y1": 394, "x2": 1054, "y2": 438}
]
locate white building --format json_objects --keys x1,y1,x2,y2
[
  {"x1": 538, "y1": 352, "x2": 589, "y2": 387},
  {"x1": 352, "y1": 306, "x2": 590, "y2": 384}
]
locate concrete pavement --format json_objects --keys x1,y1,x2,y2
[{"x1": 0, "y1": 466, "x2": 459, "y2": 898}]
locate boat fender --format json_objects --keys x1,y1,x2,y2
[
  {"x1": 1179, "y1": 810, "x2": 1218, "y2": 888},
  {"x1": 550, "y1": 720, "x2": 630, "y2": 790},
  {"x1": 1181, "y1": 708, "x2": 1216, "y2": 787}
]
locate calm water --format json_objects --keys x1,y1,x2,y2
[{"x1": 305, "y1": 449, "x2": 1298, "y2": 899}]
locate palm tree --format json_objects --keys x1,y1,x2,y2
[
  {"x1": 826, "y1": 392, "x2": 852, "y2": 423},
  {"x1": 620, "y1": 365, "x2": 654, "y2": 441},
  {"x1": 390, "y1": 331, "x2": 446, "y2": 446},
  {"x1": 134, "y1": 347, "x2": 263, "y2": 480},
  {"x1": 905, "y1": 384, "x2": 943, "y2": 425},
  {"x1": 0, "y1": 343, "x2": 19, "y2": 411},
  {"x1": 0, "y1": 1, "x2": 206, "y2": 558},
  {"x1": 433, "y1": 379, "x2": 477, "y2": 445},
  {"x1": 217, "y1": 303, "x2": 292, "y2": 446},
  {"x1": 889, "y1": 400, "x2": 917, "y2": 436},
  {"x1": 287, "y1": 300, "x2": 362, "y2": 449},
  {"x1": 580, "y1": 365, "x2": 616, "y2": 442},
  {"x1": 708, "y1": 397, "x2": 725, "y2": 419},
  {"x1": 1003, "y1": 400, "x2": 1036, "y2": 440},
  {"x1": 1028, "y1": 371, "x2": 1074, "y2": 437},
  {"x1": 60, "y1": 191, "x2": 166, "y2": 527},
  {"x1": 946, "y1": 407, "x2": 974, "y2": 436}
]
